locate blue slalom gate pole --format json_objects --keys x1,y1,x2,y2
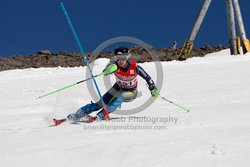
[{"x1": 60, "y1": 2, "x2": 110, "y2": 120}]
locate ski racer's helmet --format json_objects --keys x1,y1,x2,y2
[{"x1": 114, "y1": 47, "x2": 131, "y2": 61}]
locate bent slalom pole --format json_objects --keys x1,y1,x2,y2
[
  {"x1": 60, "y1": 2, "x2": 111, "y2": 120},
  {"x1": 36, "y1": 64, "x2": 117, "y2": 99}
]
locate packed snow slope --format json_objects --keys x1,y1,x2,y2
[{"x1": 0, "y1": 49, "x2": 250, "y2": 167}]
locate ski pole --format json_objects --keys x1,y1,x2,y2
[
  {"x1": 160, "y1": 96, "x2": 191, "y2": 112},
  {"x1": 36, "y1": 64, "x2": 117, "y2": 99},
  {"x1": 36, "y1": 75, "x2": 98, "y2": 99}
]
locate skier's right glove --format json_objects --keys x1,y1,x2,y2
[{"x1": 101, "y1": 64, "x2": 117, "y2": 76}]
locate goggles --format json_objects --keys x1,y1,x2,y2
[{"x1": 114, "y1": 53, "x2": 131, "y2": 61}]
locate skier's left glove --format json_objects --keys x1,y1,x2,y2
[{"x1": 149, "y1": 85, "x2": 161, "y2": 98}]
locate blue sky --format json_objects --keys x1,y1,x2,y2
[{"x1": 1, "y1": 0, "x2": 250, "y2": 57}]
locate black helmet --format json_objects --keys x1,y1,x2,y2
[
  {"x1": 114, "y1": 47, "x2": 129, "y2": 55},
  {"x1": 113, "y1": 47, "x2": 131, "y2": 61}
]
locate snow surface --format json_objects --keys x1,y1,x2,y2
[{"x1": 0, "y1": 49, "x2": 250, "y2": 167}]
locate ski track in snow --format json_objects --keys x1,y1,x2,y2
[{"x1": 0, "y1": 49, "x2": 250, "y2": 167}]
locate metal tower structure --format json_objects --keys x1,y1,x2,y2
[{"x1": 178, "y1": 0, "x2": 250, "y2": 61}]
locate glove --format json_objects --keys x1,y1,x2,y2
[
  {"x1": 151, "y1": 88, "x2": 160, "y2": 98},
  {"x1": 149, "y1": 85, "x2": 161, "y2": 98},
  {"x1": 101, "y1": 64, "x2": 117, "y2": 76}
]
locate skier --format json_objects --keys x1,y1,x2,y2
[{"x1": 67, "y1": 47, "x2": 160, "y2": 123}]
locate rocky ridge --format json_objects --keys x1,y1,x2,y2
[{"x1": 0, "y1": 45, "x2": 226, "y2": 71}]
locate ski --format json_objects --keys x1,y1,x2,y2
[
  {"x1": 85, "y1": 115, "x2": 96, "y2": 123},
  {"x1": 50, "y1": 115, "x2": 97, "y2": 127},
  {"x1": 52, "y1": 118, "x2": 66, "y2": 126}
]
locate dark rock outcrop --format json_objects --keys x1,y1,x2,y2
[{"x1": 0, "y1": 45, "x2": 227, "y2": 71}]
